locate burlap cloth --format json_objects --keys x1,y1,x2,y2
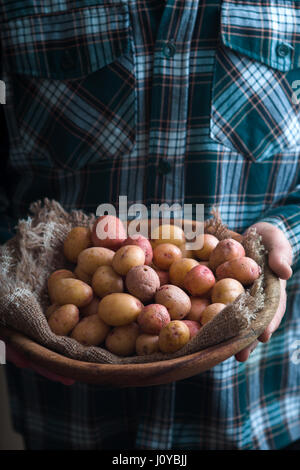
[{"x1": 0, "y1": 199, "x2": 266, "y2": 364}]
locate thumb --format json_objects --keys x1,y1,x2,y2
[{"x1": 245, "y1": 222, "x2": 293, "y2": 280}]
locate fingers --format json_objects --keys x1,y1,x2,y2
[
  {"x1": 258, "y1": 279, "x2": 287, "y2": 342},
  {"x1": 235, "y1": 340, "x2": 259, "y2": 362}
]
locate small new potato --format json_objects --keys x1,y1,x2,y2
[
  {"x1": 63, "y1": 226, "x2": 92, "y2": 263},
  {"x1": 169, "y1": 258, "x2": 199, "y2": 288},
  {"x1": 211, "y1": 278, "x2": 244, "y2": 305},
  {"x1": 74, "y1": 265, "x2": 92, "y2": 285},
  {"x1": 112, "y1": 245, "x2": 145, "y2": 276},
  {"x1": 105, "y1": 323, "x2": 140, "y2": 356},
  {"x1": 194, "y1": 234, "x2": 219, "y2": 261},
  {"x1": 80, "y1": 296, "x2": 100, "y2": 317},
  {"x1": 216, "y1": 256, "x2": 261, "y2": 285},
  {"x1": 182, "y1": 320, "x2": 202, "y2": 338},
  {"x1": 122, "y1": 236, "x2": 153, "y2": 265},
  {"x1": 151, "y1": 224, "x2": 185, "y2": 248},
  {"x1": 136, "y1": 334, "x2": 160, "y2": 355},
  {"x1": 48, "y1": 304, "x2": 79, "y2": 336},
  {"x1": 209, "y1": 238, "x2": 245, "y2": 271},
  {"x1": 137, "y1": 304, "x2": 171, "y2": 334},
  {"x1": 71, "y1": 314, "x2": 110, "y2": 346},
  {"x1": 98, "y1": 293, "x2": 143, "y2": 326},
  {"x1": 184, "y1": 264, "x2": 216, "y2": 296},
  {"x1": 125, "y1": 265, "x2": 160, "y2": 302},
  {"x1": 91, "y1": 215, "x2": 127, "y2": 250},
  {"x1": 159, "y1": 320, "x2": 190, "y2": 353},
  {"x1": 155, "y1": 285, "x2": 191, "y2": 320},
  {"x1": 153, "y1": 243, "x2": 182, "y2": 270},
  {"x1": 200, "y1": 303, "x2": 226, "y2": 325},
  {"x1": 50, "y1": 278, "x2": 93, "y2": 307},
  {"x1": 92, "y1": 265, "x2": 124, "y2": 298},
  {"x1": 186, "y1": 297, "x2": 210, "y2": 322},
  {"x1": 45, "y1": 304, "x2": 59, "y2": 320},
  {"x1": 152, "y1": 267, "x2": 169, "y2": 286},
  {"x1": 48, "y1": 269, "x2": 76, "y2": 302},
  {"x1": 77, "y1": 247, "x2": 115, "y2": 276}
]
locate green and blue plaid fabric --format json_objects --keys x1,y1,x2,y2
[{"x1": 1, "y1": 0, "x2": 300, "y2": 449}]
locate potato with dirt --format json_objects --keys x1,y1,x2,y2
[
  {"x1": 137, "y1": 304, "x2": 171, "y2": 334},
  {"x1": 125, "y1": 265, "x2": 160, "y2": 302},
  {"x1": 155, "y1": 284, "x2": 191, "y2": 320},
  {"x1": 71, "y1": 314, "x2": 110, "y2": 346},
  {"x1": 48, "y1": 304, "x2": 80, "y2": 336},
  {"x1": 158, "y1": 320, "x2": 190, "y2": 353},
  {"x1": 211, "y1": 278, "x2": 244, "y2": 305},
  {"x1": 216, "y1": 256, "x2": 261, "y2": 285},
  {"x1": 105, "y1": 323, "x2": 140, "y2": 356},
  {"x1": 92, "y1": 265, "x2": 124, "y2": 298},
  {"x1": 50, "y1": 278, "x2": 93, "y2": 307},
  {"x1": 63, "y1": 226, "x2": 92, "y2": 263},
  {"x1": 136, "y1": 334, "x2": 160, "y2": 355},
  {"x1": 98, "y1": 293, "x2": 143, "y2": 326},
  {"x1": 112, "y1": 245, "x2": 145, "y2": 276},
  {"x1": 209, "y1": 238, "x2": 245, "y2": 271}
]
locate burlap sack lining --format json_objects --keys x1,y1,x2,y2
[{"x1": 0, "y1": 199, "x2": 266, "y2": 364}]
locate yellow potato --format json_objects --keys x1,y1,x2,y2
[
  {"x1": 216, "y1": 256, "x2": 261, "y2": 286},
  {"x1": 211, "y1": 278, "x2": 244, "y2": 304},
  {"x1": 50, "y1": 278, "x2": 93, "y2": 307},
  {"x1": 169, "y1": 258, "x2": 199, "y2": 288},
  {"x1": 179, "y1": 244, "x2": 194, "y2": 259},
  {"x1": 158, "y1": 320, "x2": 190, "y2": 353},
  {"x1": 77, "y1": 247, "x2": 115, "y2": 275},
  {"x1": 200, "y1": 303, "x2": 226, "y2": 325},
  {"x1": 155, "y1": 284, "x2": 191, "y2": 320},
  {"x1": 48, "y1": 269, "x2": 76, "y2": 302},
  {"x1": 74, "y1": 265, "x2": 92, "y2": 285},
  {"x1": 92, "y1": 265, "x2": 124, "y2": 298},
  {"x1": 98, "y1": 293, "x2": 143, "y2": 326},
  {"x1": 45, "y1": 304, "x2": 59, "y2": 320},
  {"x1": 153, "y1": 243, "x2": 182, "y2": 270},
  {"x1": 105, "y1": 323, "x2": 140, "y2": 356},
  {"x1": 48, "y1": 304, "x2": 79, "y2": 336},
  {"x1": 63, "y1": 226, "x2": 92, "y2": 263},
  {"x1": 194, "y1": 234, "x2": 219, "y2": 261},
  {"x1": 151, "y1": 224, "x2": 185, "y2": 248},
  {"x1": 80, "y1": 296, "x2": 100, "y2": 317},
  {"x1": 136, "y1": 334, "x2": 160, "y2": 355},
  {"x1": 209, "y1": 238, "x2": 245, "y2": 271},
  {"x1": 71, "y1": 314, "x2": 110, "y2": 346},
  {"x1": 112, "y1": 245, "x2": 145, "y2": 276}
]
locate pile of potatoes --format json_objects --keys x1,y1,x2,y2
[{"x1": 46, "y1": 215, "x2": 261, "y2": 356}]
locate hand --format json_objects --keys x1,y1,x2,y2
[
  {"x1": 6, "y1": 345, "x2": 75, "y2": 385},
  {"x1": 235, "y1": 222, "x2": 293, "y2": 362}
]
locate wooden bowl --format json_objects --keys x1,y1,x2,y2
[{"x1": 0, "y1": 264, "x2": 280, "y2": 387}]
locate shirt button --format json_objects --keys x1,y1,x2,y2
[
  {"x1": 158, "y1": 159, "x2": 172, "y2": 174},
  {"x1": 276, "y1": 42, "x2": 292, "y2": 58},
  {"x1": 163, "y1": 41, "x2": 176, "y2": 58},
  {"x1": 61, "y1": 49, "x2": 76, "y2": 71}
]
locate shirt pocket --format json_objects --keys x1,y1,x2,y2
[
  {"x1": 210, "y1": 0, "x2": 300, "y2": 162},
  {"x1": 1, "y1": 3, "x2": 136, "y2": 170}
]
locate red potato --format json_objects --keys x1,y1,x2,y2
[
  {"x1": 105, "y1": 323, "x2": 140, "y2": 356},
  {"x1": 48, "y1": 304, "x2": 80, "y2": 336},
  {"x1": 211, "y1": 278, "x2": 244, "y2": 305},
  {"x1": 158, "y1": 320, "x2": 190, "y2": 353},
  {"x1": 63, "y1": 226, "x2": 92, "y2": 263},
  {"x1": 153, "y1": 243, "x2": 182, "y2": 270},
  {"x1": 169, "y1": 258, "x2": 199, "y2": 288},
  {"x1": 136, "y1": 334, "x2": 160, "y2": 355},
  {"x1": 200, "y1": 303, "x2": 226, "y2": 325},
  {"x1": 80, "y1": 296, "x2": 100, "y2": 317},
  {"x1": 194, "y1": 234, "x2": 219, "y2": 261},
  {"x1": 184, "y1": 264, "x2": 216, "y2": 296},
  {"x1": 216, "y1": 256, "x2": 261, "y2": 286},
  {"x1": 182, "y1": 320, "x2": 202, "y2": 338},
  {"x1": 186, "y1": 297, "x2": 210, "y2": 322},
  {"x1": 112, "y1": 245, "x2": 146, "y2": 276},
  {"x1": 125, "y1": 265, "x2": 160, "y2": 302},
  {"x1": 77, "y1": 247, "x2": 115, "y2": 275},
  {"x1": 122, "y1": 236, "x2": 153, "y2": 265},
  {"x1": 155, "y1": 284, "x2": 191, "y2": 320},
  {"x1": 50, "y1": 278, "x2": 93, "y2": 307},
  {"x1": 71, "y1": 314, "x2": 110, "y2": 346},
  {"x1": 153, "y1": 267, "x2": 169, "y2": 286},
  {"x1": 91, "y1": 215, "x2": 127, "y2": 251},
  {"x1": 137, "y1": 304, "x2": 171, "y2": 334},
  {"x1": 209, "y1": 238, "x2": 245, "y2": 271}
]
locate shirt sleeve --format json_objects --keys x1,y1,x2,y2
[{"x1": 255, "y1": 186, "x2": 300, "y2": 271}]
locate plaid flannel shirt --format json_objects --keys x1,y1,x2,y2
[{"x1": 1, "y1": 0, "x2": 300, "y2": 449}]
